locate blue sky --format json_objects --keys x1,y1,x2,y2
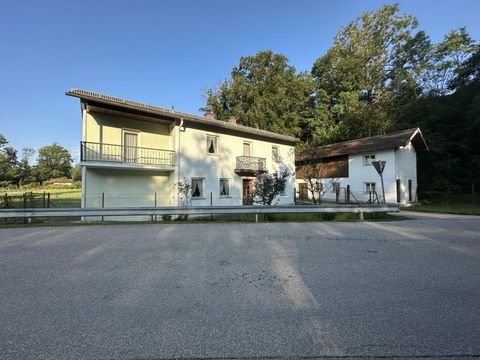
[{"x1": 1, "y1": 0, "x2": 479, "y2": 162}]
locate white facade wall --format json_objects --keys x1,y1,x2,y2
[
  {"x1": 395, "y1": 143, "x2": 418, "y2": 203},
  {"x1": 81, "y1": 111, "x2": 296, "y2": 209},
  {"x1": 297, "y1": 146, "x2": 418, "y2": 204},
  {"x1": 175, "y1": 123, "x2": 296, "y2": 206}
]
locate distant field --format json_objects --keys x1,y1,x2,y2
[{"x1": 1, "y1": 189, "x2": 81, "y2": 208}]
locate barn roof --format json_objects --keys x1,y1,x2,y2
[{"x1": 297, "y1": 128, "x2": 428, "y2": 162}]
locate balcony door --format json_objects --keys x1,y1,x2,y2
[{"x1": 123, "y1": 131, "x2": 138, "y2": 163}]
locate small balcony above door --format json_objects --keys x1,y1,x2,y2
[
  {"x1": 234, "y1": 156, "x2": 267, "y2": 176},
  {"x1": 80, "y1": 141, "x2": 175, "y2": 171}
]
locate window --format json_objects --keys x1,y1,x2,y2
[
  {"x1": 331, "y1": 182, "x2": 340, "y2": 193},
  {"x1": 219, "y1": 179, "x2": 230, "y2": 197},
  {"x1": 365, "y1": 182, "x2": 376, "y2": 193},
  {"x1": 243, "y1": 142, "x2": 251, "y2": 156},
  {"x1": 364, "y1": 154, "x2": 376, "y2": 165},
  {"x1": 272, "y1": 146, "x2": 280, "y2": 162},
  {"x1": 207, "y1": 135, "x2": 217, "y2": 154},
  {"x1": 191, "y1": 178, "x2": 204, "y2": 198}
]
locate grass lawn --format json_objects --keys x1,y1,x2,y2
[
  {"x1": 1, "y1": 188, "x2": 81, "y2": 208},
  {"x1": 404, "y1": 193, "x2": 479, "y2": 215}
]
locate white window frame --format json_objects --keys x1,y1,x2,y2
[
  {"x1": 207, "y1": 135, "x2": 218, "y2": 155},
  {"x1": 363, "y1": 154, "x2": 376, "y2": 165},
  {"x1": 364, "y1": 182, "x2": 376, "y2": 193},
  {"x1": 272, "y1": 146, "x2": 280, "y2": 162},
  {"x1": 122, "y1": 128, "x2": 140, "y2": 163},
  {"x1": 243, "y1": 141, "x2": 252, "y2": 156},
  {"x1": 331, "y1": 182, "x2": 340, "y2": 193},
  {"x1": 219, "y1": 178, "x2": 230, "y2": 197},
  {"x1": 191, "y1": 178, "x2": 204, "y2": 199}
]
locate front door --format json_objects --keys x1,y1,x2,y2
[
  {"x1": 242, "y1": 179, "x2": 254, "y2": 205},
  {"x1": 299, "y1": 183, "x2": 309, "y2": 202}
]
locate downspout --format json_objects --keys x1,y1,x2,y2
[{"x1": 177, "y1": 118, "x2": 184, "y2": 206}]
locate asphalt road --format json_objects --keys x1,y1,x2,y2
[{"x1": 0, "y1": 213, "x2": 479, "y2": 359}]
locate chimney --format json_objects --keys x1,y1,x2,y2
[
  {"x1": 228, "y1": 116, "x2": 237, "y2": 125},
  {"x1": 204, "y1": 110, "x2": 214, "y2": 120}
]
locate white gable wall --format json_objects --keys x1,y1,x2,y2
[
  {"x1": 317, "y1": 149, "x2": 397, "y2": 203},
  {"x1": 297, "y1": 144, "x2": 418, "y2": 205}
]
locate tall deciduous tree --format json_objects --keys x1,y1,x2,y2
[
  {"x1": 205, "y1": 50, "x2": 315, "y2": 138},
  {"x1": 35, "y1": 144, "x2": 73, "y2": 183},
  {"x1": 0, "y1": 134, "x2": 20, "y2": 186},
  {"x1": 311, "y1": 4, "x2": 423, "y2": 139}
]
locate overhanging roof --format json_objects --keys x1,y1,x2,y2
[
  {"x1": 66, "y1": 89, "x2": 299, "y2": 144},
  {"x1": 297, "y1": 128, "x2": 428, "y2": 162}
]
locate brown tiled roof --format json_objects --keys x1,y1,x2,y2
[
  {"x1": 297, "y1": 128, "x2": 428, "y2": 162},
  {"x1": 66, "y1": 89, "x2": 299, "y2": 144}
]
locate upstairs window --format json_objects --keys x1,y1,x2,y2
[
  {"x1": 207, "y1": 135, "x2": 218, "y2": 154},
  {"x1": 219, "y1": 179, "x2": 230, "y2": 197},
  {"x1": 191, "y1": 178, "x2": 204, "y2": 198},
  {"x1": 243, "y1": 142, "x2": 251, "y2": 156},
  {"x1": 272, "y1": 146, "x2": 279, "y2": 162},
  {"x1": 364, "y1": 154, "x2": 376, "y2": 165}
]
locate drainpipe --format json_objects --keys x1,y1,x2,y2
[{"x1": 177, "y1": 118, "x2": 184, "y2": 206}]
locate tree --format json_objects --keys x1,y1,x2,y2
[
  {"x1": 0, "y1": 135, "x2": 19, "y2": 186},
  {"x1": 35, "y1": 144, "x2": 73, "y2": 183},
  {"x1": 252, "y1": 168, "x2": 290, "y2": 206},
  {"x1": 311, "y1": 4, "x2": 424, "y2": 139},
  {"x1": 18, "y1": 148, "x2": 36, "y2": 185},
  {"x1": 70, "y1": 164, "x2": 82, "y2": 182},
  {"x1": 205, "y1": 50, "x2": 315, "y2": 138},
  {"x1": 425, "y1": 27, "x2": 476, "y2": 94}
]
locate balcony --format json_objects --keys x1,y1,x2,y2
[
  {"x1": 234, "y1": 156, "x2": 267, "y2": 176},
  {"x1": 80, "y1": 141, "x2": 175, "y2": 170}
]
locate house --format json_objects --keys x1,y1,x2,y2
[
  {"x1": 66, "y1": 89, "x2": 297, "y2": 210},
  {"x1": 295, "y1": 128, "x2": 428, "y2": 204}
]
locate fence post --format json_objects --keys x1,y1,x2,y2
[
  {"x1": 346, "y1": 185, "x2": 351, "y2": 204},
  {"x1": 43, "y1": 191, "x2": 46, "y2": 208},
  {"x1": 473, "y1": 183, "x2": 476, "y2": 215},
  {"x1": 210, "y1": 192, "x2": 213, "y2": 221},
  {"x1": 101, "y1": 192, "x2": 105, "y2": 222},
  {"x1": 335, "y1": 184, "x2": 340, "y2": 203},
  {"x1": 154, "y1": 192, "x2": 157, "y2": 222},
  {"x1": 47, "y1": 193, "x2": 51, "y2": 208},
  {"x1": 4, "y1": 193, "x2": 7, "y2": 208},
  {"x1": 23, "y1": 192, "x2": 27, "y2": 209}
]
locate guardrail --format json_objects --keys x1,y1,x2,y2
[{"x1": 0, "y1": 204, "x2": 399, "y2": 222}]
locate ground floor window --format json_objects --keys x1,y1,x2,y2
[
  {"x1": 331, "y1": 182, "x2": 340, "y2": 192},
  {"x1": 191, "y1": 178, "x2": 204, "y2": 198},
  {"x1": 220, "y1": 178, "x2": 230, "y2": 197},
  {"x1": 364, "y1": 182, "x2": 376, "y2": 193}
]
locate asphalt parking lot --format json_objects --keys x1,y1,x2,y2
[{"x1": 1, "y1": 212, "x2": 479, "y2": 359}]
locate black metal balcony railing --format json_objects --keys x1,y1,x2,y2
[
  {"x1": 235, "y1": 156, "x2": 267, "y2": 175},
  {"x1": 81, "y1": 141, "x2": 175, "y2": 167}
]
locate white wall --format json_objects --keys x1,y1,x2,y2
[
  {"x1": 395, "y1": 143, "x2": 418, "y2": 204},
  {"x1": 83, "y1": 168, "x2": 173, "y2": 208},
  {"x1": 176, "y1": 123, "x2": 296, "y2": 206}
]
